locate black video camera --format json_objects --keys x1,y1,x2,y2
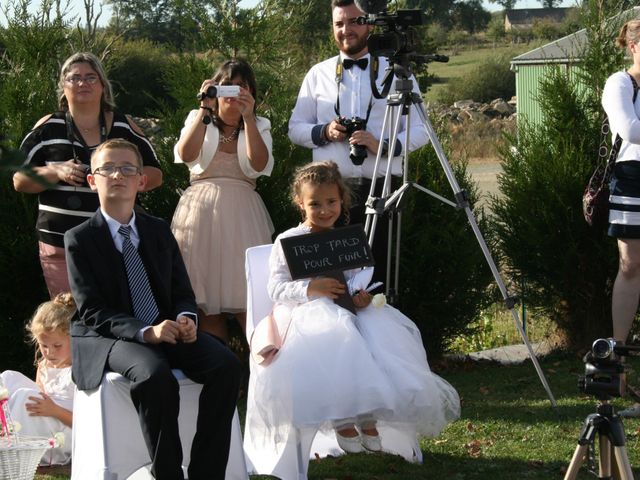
[
  {"x1": 354, "y1": 1, "x2": 424, "y2": 59},
  {"x1": 339, "y1": 116, "x2": 368, "y2": 166},
  {"x1": 579, "y1": 338, "x2": 640, "y2": 400}
]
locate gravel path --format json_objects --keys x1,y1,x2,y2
[{"x1": 467, "y1": 161, "x2": 503, "y2": 209}]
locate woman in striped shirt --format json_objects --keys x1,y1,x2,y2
[{"x1": 14, "y1": 52, "x2": 162, "y2": 297}]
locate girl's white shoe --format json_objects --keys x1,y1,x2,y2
[
  {"x1": 335, "y1": 430, "x2": 364, "y2": 453},
  {"x1": 360, "y1": 432, "x2": 382, "y2": 452}
]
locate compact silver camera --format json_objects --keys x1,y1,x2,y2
[{"x1": 196, "y1": 85, "x2": 240, "y2": 101}]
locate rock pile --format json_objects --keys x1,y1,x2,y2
[
  {"x1": 428, "y1": 97, "x2": 517, "y2": 126},
  {"x1": 131, "y1": 117, "x2": 163, "y2": 140}
]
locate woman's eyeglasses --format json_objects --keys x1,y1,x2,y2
[
  {"x1": 64, "y1": 74, "x2": 100, "y2": 86},
  {"x1": 92, "y1": 165, "x2": 141, "y2": 177}
]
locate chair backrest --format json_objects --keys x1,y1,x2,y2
[{"x1": 245, "y1": 244, "x2": 274, "y2": 343}]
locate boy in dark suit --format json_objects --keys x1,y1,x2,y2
[{"x1": 65, "y1": 138, "x2": 241, "y2": 480}]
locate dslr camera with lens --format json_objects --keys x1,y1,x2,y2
[{"x1": 338, "y1": 116, "x2": 368, "y2": 165}]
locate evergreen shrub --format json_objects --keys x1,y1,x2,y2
[
  {"x1": 490, "y1": 68, "x2": 615, "y2": 349},
  {"x1": 0, "y1": 144, "x2": 47, "y2": 374},
  {"x1": 105, "y1": 39, "x2": 174, "y2": 117},
  {"x1": 137, "y1": 53, "x2": 215, "y2": 222}
]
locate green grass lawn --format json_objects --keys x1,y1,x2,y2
[
  {"x1": 34, "y1": 352, "x2": 640, "y2": 479},
  {"x1": 424, "y1": 42, "x2": 546, "y2": 103},
  {"x1": 449, "y1": 303, "x2": 557, "y2": 353}
]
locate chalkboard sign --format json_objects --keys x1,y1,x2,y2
[
  {"x1": 280, "y1": 224, "x2": 374, "y2": 280},
  {"x1": 280, "y1": 225, "x2": 374, "y2": 314}
]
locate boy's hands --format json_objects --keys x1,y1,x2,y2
[
  {"x1": 176, "y1": 315, "x2": 197, "y2": 343},
  {"x1": 143, "y1": 317, "x2": 197, "y2": 344},
  {"x1": 144, "y1": 320, "x2": 180, "y2": 344}
]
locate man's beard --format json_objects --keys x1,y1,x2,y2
[{"x1": 338, "y1": 34, "x2": 368, "y2": 57}]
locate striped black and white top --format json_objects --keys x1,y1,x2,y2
[
  {"x1": 603, "y1": 72, "x2": 640, "y2": 237},
  {"x1": 20, "y1": 111, "x2": 161, "y2": 248}
]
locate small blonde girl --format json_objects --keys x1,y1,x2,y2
[{"x1": 0, "y1": 293, "x2": 76, "y2": 465}]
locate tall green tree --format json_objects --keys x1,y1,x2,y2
[
  {"x1": 106, "y1": 0, "x2": 214, "y2": 50},
  {"x1": 487, "y1": 0, "x2": 518, "y2": 12},
  {"x1": 405, "y1": 0, "x2": 455, "y2": 26},
  {"x1": 0, "y1": 0, "x2": 72, "y2": 144},
  {"x1": 401, "y1": 0, "x2": 490, "y2": 31},
  {"x1": 451, "y1": 0, "x2": 491, "y2": 33}
]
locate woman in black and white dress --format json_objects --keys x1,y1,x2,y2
[{"x1": 604, "y1": 21, "x2": 640, "y2": 346}]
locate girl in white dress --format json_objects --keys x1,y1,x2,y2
[
  {"x1": 245, "y1": 161, "x2": 460, "y2": 478},
  {"x1": 0, "y1": 293, "x2": 75, "y2": 465}
]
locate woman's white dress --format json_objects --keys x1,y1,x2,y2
[
  {"x1": 244, "y1": 225, "x2": 460, "y2": 478},
  {"x1": 1, "y1": 366, "x2": 74, "y2": 465}
]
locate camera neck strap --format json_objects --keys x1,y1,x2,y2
[
  {"x1": 65, "y1": 109, "x2": 107, "y2": 162},
  {"x1": 333, "y1": 55, "x2": 378, "y2": 123}
]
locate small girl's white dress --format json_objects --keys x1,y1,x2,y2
[
  {"x1": 244, "y1": 225, "x2": 461, "y2": 479},
  {"x1": 1, "y1": 365, "x2": 74, "y2": 465}
]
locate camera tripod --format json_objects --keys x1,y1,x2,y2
[
  {"x1": 564, "y1": 401, "x2": 633, "y2": 479},
  {"x1": 363, "y1": 59, "x2": 558, "y2": 409}
]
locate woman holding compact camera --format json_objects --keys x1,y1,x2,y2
[
  {"x1": 171, "y1": 58, "x2": 274, "y2": 342},
  {"x1": 14, "y1": 52, "x2": 162, "y2": 298}
]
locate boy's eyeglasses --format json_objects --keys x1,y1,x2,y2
[
  {"x1": 64, "y1": 75, "x2": 100, "y2": 85},
  {"x1": 92, "y1": 165, "x2": 141, "y2": 177}
]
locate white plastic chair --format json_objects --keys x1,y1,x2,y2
[
  {"x1": 71, "y1": 369, "x2": 248, "y2": 480},
  {"x1": 242, "y1": 244, "x2": 343, "y2": 480}
]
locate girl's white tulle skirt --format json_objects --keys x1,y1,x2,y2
[
  {"x1": 356, "y1": 304, "x2": 461, "y2": 437},
  {"x1": 0, "y1": 371, "x2": 72, "y2": 465},
  {"x1": 246, "y1": 298, "x2": 460, "y2": 461},
  {"x1": 249, "y1": 298, "x2": 395, "y2": 432}
]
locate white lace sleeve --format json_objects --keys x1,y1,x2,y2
[{"x1": 268, "y1": 230, "x2": 310, "y2": 305}]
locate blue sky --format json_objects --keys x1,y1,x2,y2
[{"x1": 26, "y1": 0, "x2": 581, "y2": 27}]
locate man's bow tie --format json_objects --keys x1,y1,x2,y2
[{"x1": 343, "y1": 58, "x2": 368, "y2": 70}]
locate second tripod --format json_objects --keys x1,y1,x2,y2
[
  {"x1": 564, "y1": 338, "x2": 640, "y2": 479},
  {"x1": 564, "y1": 401, "x2": 633, "y2": 480}
]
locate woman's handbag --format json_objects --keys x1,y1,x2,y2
[
  {"x1": 582, "y1": 119, "x2": 621, "y2": 227},
  {"x1": 583, "y1": 74, "x2": 639, "y2": 227}
]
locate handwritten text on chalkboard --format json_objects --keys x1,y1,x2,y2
[{"x1": 281, "y1": 225, "x2": 374, "y2": 280}]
